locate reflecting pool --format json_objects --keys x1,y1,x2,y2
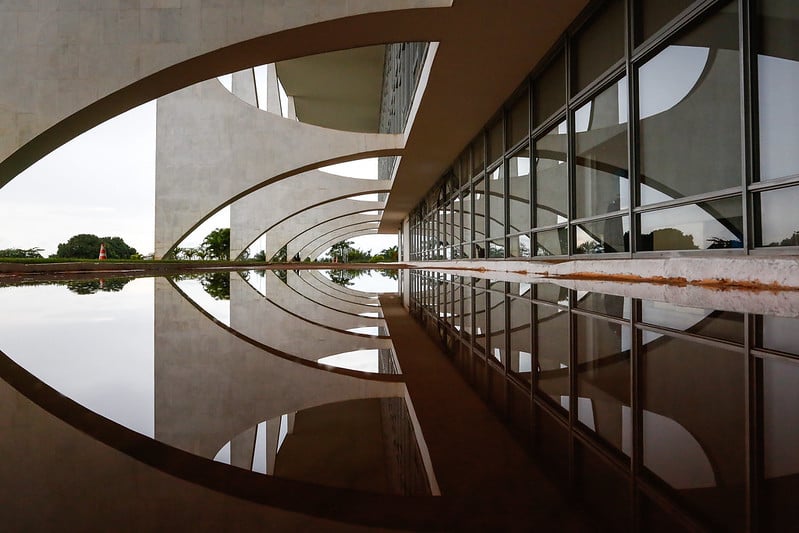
[
  {"x1": 2, "y1": 267, "x2": 798, "y2": 531},
  {"x1": 409, "y1": 269, "x2": 799, "y2": 532}
]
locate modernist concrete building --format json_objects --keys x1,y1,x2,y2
[{"x1": 1, "y1": 0, "x2": 798, "y2": 531}]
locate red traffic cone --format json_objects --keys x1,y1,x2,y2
[{"x1": 98, "y1": 243, "x2": 107, "y2": 260}]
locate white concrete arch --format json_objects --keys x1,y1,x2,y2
[
  {"x1": 302, "y1": 224, "x2": 381, "y2": 260},
  {"x1": 155, "y1": 77, "x2": 403, "y2": 257},
  {"x1": 231, "y1": 172, "x2": 389, "y2": 259},
  {"x1": 300, "y1": 228, "x2": 378, "y2": 257},
  {"x1": 0, "y1": 0, "x2": 451, "y2": 185},
  {"x1": 286, "y1": 214, "x2": 382, "y2": 261},
  {"x1": 262, "y1": 200, "x2": 384, "y2": 261}
]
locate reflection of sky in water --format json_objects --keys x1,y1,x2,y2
[
  {"x1": 318, "y1": 349, "x2": 380, "y2": 373},
  {"x1": 321, "y1": 270, "x2": 398, "y2": 293},
  {"x1": 0, "y1": 279, "x2": 154, "y2": 437}
]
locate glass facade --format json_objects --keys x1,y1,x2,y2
[{"x1": 409, "y1": 0, "x2": 799, "y2": 259}]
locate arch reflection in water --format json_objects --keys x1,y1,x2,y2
[{"x1": 0, "y1": 271, "x2": 434, "y2": 497}]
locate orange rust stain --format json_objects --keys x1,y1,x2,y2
[{"x1": 549, "y1": 272, "x2": 798, "y2": 292}]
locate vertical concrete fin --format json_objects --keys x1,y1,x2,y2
[
  {"x1": 266, "y1": 416, "x2": 282, "y2": 475},
  {"x1": 266, "y1": 64, "x2": 282, "y2": 116},
  {"x1": 231, "y1": 69, "x2": 258, "y2": 108},
  {"x1": 230, "y1": 425, "x2": 258, "y2": 469}
]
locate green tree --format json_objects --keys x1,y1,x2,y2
[
  {"x1": 253, "y1": 250, "x2": 266, "y2": 261},
  {"x1": 271, "y1": 245, "x2": 287, "y2": 262},
  {"x1": 201, "y1": 228, "x2": 230, "y2": 260},
  {"x1": 55, "y1": 234, "x2": 137, "y2": 259},
  {"x1": 329, "y1": 240, "x2": 354, "y2": 262}
]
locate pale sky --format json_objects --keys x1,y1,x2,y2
[{"x1": 0, "y1": 82, "x2": 396, "y2": 258}]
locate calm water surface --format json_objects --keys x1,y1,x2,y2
[{"x1": 1, "y1": 267, "x2": 798, "y2": 531}]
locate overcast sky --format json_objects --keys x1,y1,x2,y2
[{"x1": 0, "y1": 82, "x2": 395, "y2": 258}]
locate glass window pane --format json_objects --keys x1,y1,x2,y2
[
  {"x1": 758, "y1": 315, "x2": 799, "y2": 355},
  {"x1": 488, "y1": 239, "x2": 505, "y2": 258},
  {"x1": 761, "y1": 356, "x2": 799, "y2": 532},
  {"x1": 535, "y1": 120, "x2": 569, "y2": 228},
  {"x1": 642, "y1": 334, "x2": 745, "y2": 531},
  {"x1": 574, "y1": 216, "x2": 630, "y2": 254},
  {"x1": 533, "y1": 283, "x2": 569, "y2": 305},
  {"x1": 575, "y1": 78, "x2": 629, "y2": 218},
  {"x1": 472, "y1": 135, "x2": 484, "y2": 176},
  {"x1": 488, "y1": 118, "x2": 504, "y2": 164},
  {"x1": 575, "y1": 292, "x2": 630, "y2": 320},
  {"x1": 758, "y1": 186, "x2": 799, "y2": 246},
  {"x1": 638, "y1": 197, "x2": 743, "y2": 251},
  {"x1": 534, "y1": 50, "x2": 566, "y2": 128},
  {"x1": 507, "y1": 88, "x2": 530, "y2": 147},
  {"x1": 489, "y1": 292, "x2": 505, "y2": 366},
  {"x1": 459, "y1": 150, "x2": 471, "y2": 185},
  {"x1": 536, "y1": 304, "x2": 570, "y2": 408},
  {"x1": 535, "y1": 227, "x2": 569, "y2": 256},
  {"x1": 636, "y1": 0, "x2": 695, "y2": 44},
  {"x1": 508, "y1": 234, "x2": 531, "y2": 258},
  {"x1": 488, "y1": 166, "x2": 504, "y2": 238},
  {"x1": 509, "y1": 147, "x2": 531, "y2": 234},
  {"x1": 474, "y1": 289, "x2": 487, "y2": 353},
  {"x1": 576, "y1": 314, "x2": 631, "y2": 453},
  {"x1": 573, "y1": 0, "x2": 625, "y2": 93},
  {"x1": 642, "y1": 300, "x2": 744, "y2": 344},
  {"x1": 758, "y1": 1, "x2": 799, "y2": 181},
  {"x1": 638, "y1": 6, "x2": 741, "y2": 205},
  {"x1": 473, "y1": 177, "x2": 486, "y2": 248},
  {"x1": 509, "y1": 299, "x2": 532, "y2": 383}
]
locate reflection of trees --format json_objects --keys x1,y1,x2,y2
[
  {"x1": 66, "y1": 278, "x2": 132, "y2": 295},
  {"x1": 640, "y1": 228, "x2": 699, "y2": 250},
  {"x1": 707, "y1": 237, "x2": 743, "y2": 249},
  {"x1": 766, "y1": 231, "x2": 799, "y2": 247},
  {"x1": 328, "y1": 269, "x2": 368, "y2": 287},
  {"x1": 379, "y1": 269, "x2": 398, "y2": 280},
  {"x1": 200, "y1": 272, "x2": 230, "y2": 300}
]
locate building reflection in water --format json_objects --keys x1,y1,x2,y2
[
  {"x1": 2, "y1": 269, "x2": 799, "y2": 529},
  {"x1": 409, "y1": 269, "x2": 799, "y2": 532}
]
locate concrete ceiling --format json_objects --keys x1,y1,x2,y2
[
  {"x1": 276, "y1": 45, "x2": 386, "y2": 133},
  {"x1": 378, "y1": 0, "x2": 590, "y2": 232}
]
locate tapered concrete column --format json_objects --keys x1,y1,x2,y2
[
  {"x1": 230, "y1": 171, "x2": 388, "y2": 258},
  {"x1": 154, "y1": 277, "x2": 405, "y2": 459},
  {"x1": 287, "y1": 213, "x2": 382, "y2": 260},
  {"x1": 231, "y1": 69, "x2": 258, "y2": 107},
  {"x1": 265, "y1": 63, "x2": 282, "y2": 115},
  {"x1": 155, "y1": 78, "x2": 403, "y2": 257},
  {"x1": 263, "y1": 199, "x2": 384, "y2": 260}
]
